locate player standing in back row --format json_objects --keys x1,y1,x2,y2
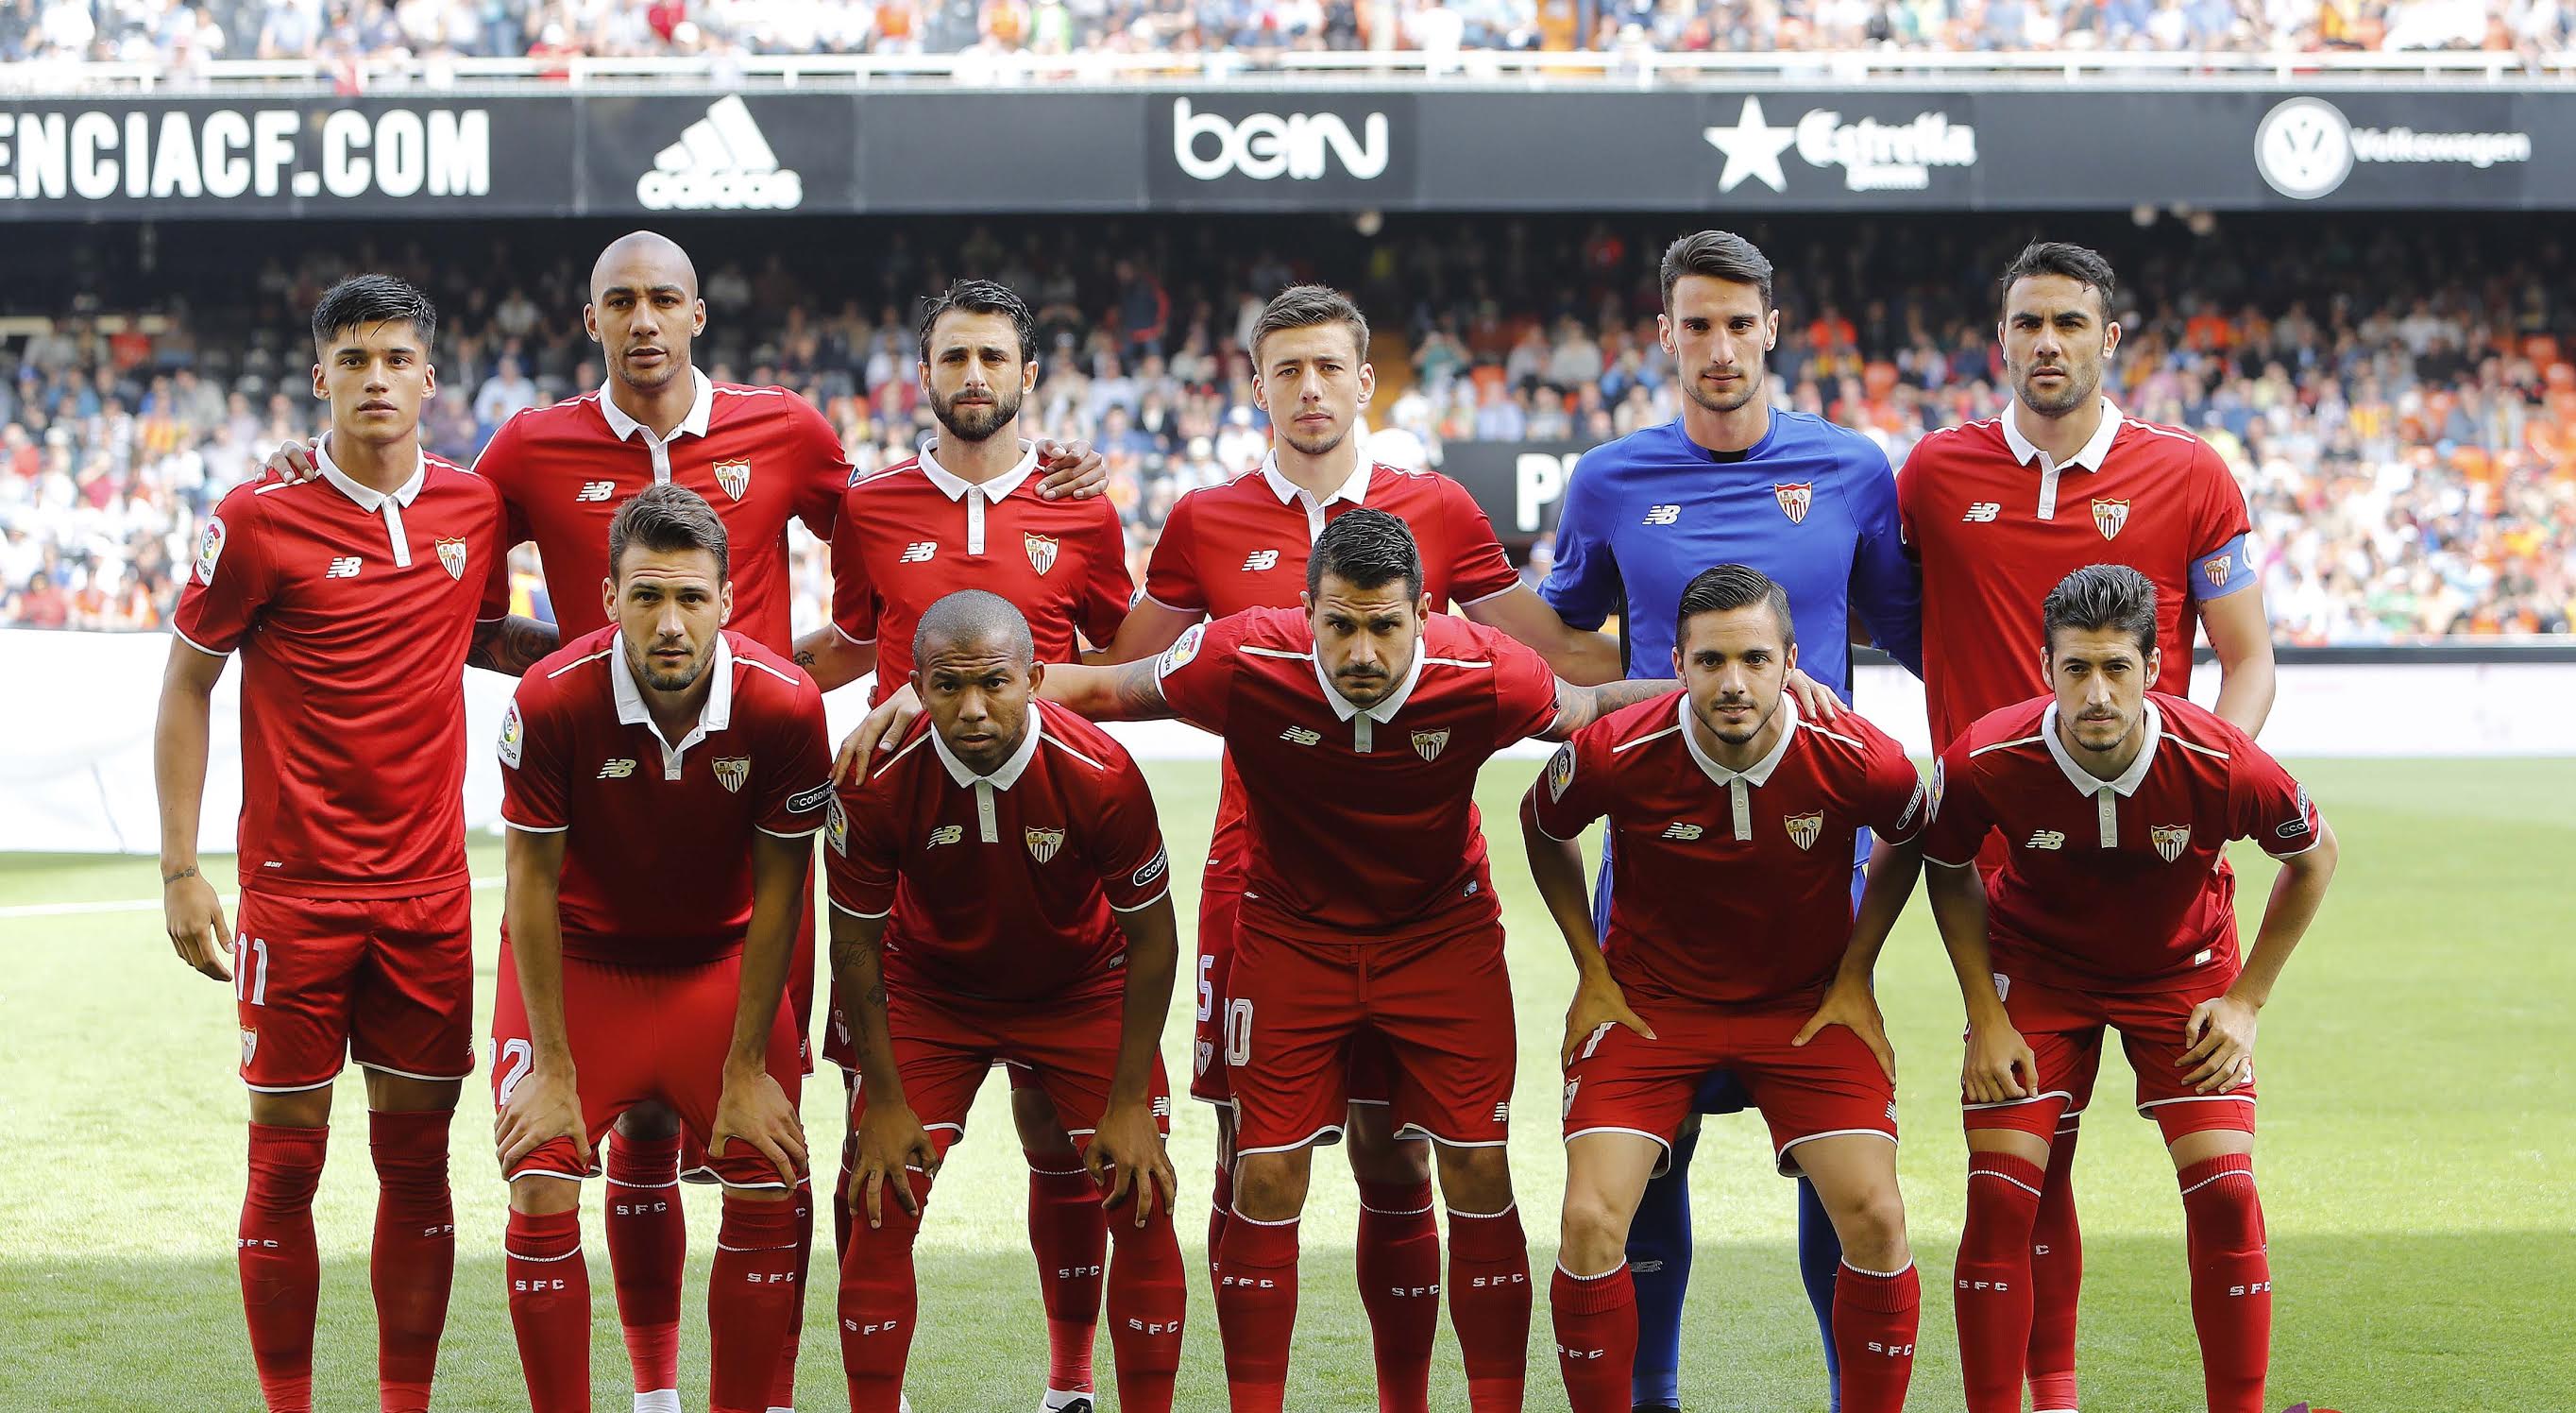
[{"x1": 157, "y1": 275, "x2": 556, "y2": 1413}]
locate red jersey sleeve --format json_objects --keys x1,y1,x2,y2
[
  {"x1": 754, "y1": 675, "x2": 836, "y2": 838},
  {"x1": 788, "y1": 400, "x2": 854, "y2": 541},
  {"x1": 170, "y1": 487, "x2": 273, "y2": 655},
  {"x1": 1527, "y1": 726, "x2": 1616, "y2": 843},
  {"x1": 1858, "y1": 725, "x2": 1930, "y2": 847},
  {"x1": 1140, "y1": 489, "x2": 1206, "y2": 614},
  {"x1": 2188, "y1": 438, "x2": 2254, "y2": 557},
  {"x1": 2227, "y1": 731, "x2": 2324, "y2": 860},
  {"x1": 1918, "y1": 733, "x2": 1994, "y2": 868},
  {"x1": 496, "y1": 682, "x2": 571, "y2": 834},
  {"x1": 828, "y1": 503, "x2": 880, "y2": 646},
  {"x1": 1150, "y1": 613, "x2": 1242, "y2": 733},
  {"x1": 470, "y1": 477, "x2": 512, "y2": 621},
  {"x1": 823, "y1": 779, "x2": 899, "y2": 918},
  {"x1": 1438, "y1": 474, "x2": 1522, "y2": 607},
  {"x1": 1076, "y1": 498, "x2": 1135, "y2": 650},
  {"x1": 1485, "y1": 628, "x2": 1565, "y2": 744},
  {"x1": 1089, "y1": 755, "x2": 1172, "y2": 913}
]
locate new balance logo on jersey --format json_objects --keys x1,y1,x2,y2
[
  {"x1": 575, "y1": 481, "x2": 616, "y2": 502},
  {"x1": 899, "y1": 541, "x2": 938, "y2": 564},
  {"x1": 1643, "y1": 504, "x2": 1682, "y2": 526},
  {"x1": 1242, "y1": 549, "x2": 1280, "y2": 571},
  {"x1": 325, "y1": 556, "x2": 362, "y2": 578},
  {"x1": 597, "y1": 759, "x2": 637, "y2": 779},
  {"x1": 2025, "y1": 829, "x2": 2066, "y2": 850},
  {"x1": 927, "y1": 825, "x2": 964, "y2": 848},
  {"x1": 638, "y1": 94, "x2": 804, "y2": 212},
  {"x1": 1280, "y1": 726, "x2": 1323, "y2": 746},
  {"x1": 1963, "y1": 502, "x2": 2002, "y2": 522},
  {"x1": 1662, "y1": 822, "x2": 1705, "y2": 842}
]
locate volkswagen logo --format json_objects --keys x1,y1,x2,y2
[{"x1": 2255, "y1": 97, "x2": 2354, "y2": 199}]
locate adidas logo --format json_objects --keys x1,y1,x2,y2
[{"x1": 638, "y1": 95, "x2": 803, "y2": 212}]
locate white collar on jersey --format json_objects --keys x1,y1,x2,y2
[
  {"x1": 2042, "y1": 698, "x2": 2161, "y2": 798},
  {"x1": 598, "y1": 367, "x2": 715, "y2": 444},
  {"x1": 2002, "y1": 396, "x2": 2122, "y2": 473},
  {"x1": 1313, "y1": 637, "x2": 1428, "y2": 724},
  {"x1": 610, "y1": 630, "x2": 736, "y2": 736},
  {"x1": 1679, "y1": 689, "x2": 1800, "y2": 789},
  {"x1": 313, "y1": 437, "x2": 426, "y2": 510},
  {"x1": 929, "y1": 706, "x2": 1044, "y2": 791},
  {"x1": 1259, "y1": 451, "x2": 1371, "y2": 512},
  {"x1": 916, "y1": 437, "x2": 1040, "y2": 503}
]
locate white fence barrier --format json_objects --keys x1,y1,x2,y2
[{"x1": 6, "y1": 628, "x2": 2569, "y2": 856}]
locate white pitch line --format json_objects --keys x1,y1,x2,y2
[{"x1": 0, "y1": 875, "x2": 505, "y2": 921}]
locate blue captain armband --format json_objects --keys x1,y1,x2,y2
[{"x1": 2190, "y1": 533, "x2": 2257, "y2": 600}]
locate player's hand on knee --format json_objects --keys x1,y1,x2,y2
[
  {"x1": 1783, "y1": 667, "x2": 1846, "y2": 722},
  {"x1": 1086, "y1": 1100, "x2": 1177, "y2": 1228},
  {"x1": 1794, "y1": 977, "x2": 1895, "y2": 1082},
  {"x1": 836, "y1": 684, "x2": 924, "y2": 785},
  {"x1": 2178, "y1": 991, "x2": 2259, "y2": 1094},
  {"x1": 1034, "y1": 439, "x2": 1108, "y2": 501},
  {"x1": 851, "y1": 1105, "x2": 938, "y2": 1228},
  {"x1": 1962, "y1": 1019, "x2": 2037, "y2": 1104},
  {"x1": 261, "y1": 435, "x2": 322, "y2": 484},
  {"x1": 711, "y1": 1067, "x2": 809, "y2": 1187},
  {"x1": 496, "y1": 1069, "x2": 588, "y2": 1172},
  {"x1": 162, "y1": 869, "x2": 231, "y2": 981},
  {"x1": 1561, "y1": 973, "x2": 1654, "y2": 1069}
]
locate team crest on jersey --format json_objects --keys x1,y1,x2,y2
[
  {"x1": 2150, "y1": 824, "x2": 2192, "y2": 862},
  {"x1": 2204, "y1": 553, "x2": 2232, "y2": 588},
  {"x1": 1410, "y1": 728, "x2": 1451, "y2": 762},
  {"x1": 713, "y1": 459, "x2": 752, "y2": 501},
  {"x1": 1773, "y1": 483, "x2": 1813, "y2": 524},
  {"x1": 2092, "y1": 498, "x2": 2131, "y2": 539},
  {"x1": 498, "y1": 701, "x2": 524, "y2": 770},
  {"x1": 1547, "y1": 744, "x2": 1576, "y2": 802},
  {"x1": 1025, "y1": 533, "x2": 1059, "y2": 576},
  {"x1": 713, "y1": 757, "x2": 751, "y2": 792},
  {"x1": 434, "y1": 536, "x2": 468, "y2": 581},
  {"x1": 1025, "y1": 826, "x2": 1066, "y2": 863},
  {"x1": 1784, "y1": 811, "x2": 1825, "y2": 851},
  {"x1": 195, "y1": 515, "x2": 227, "y2": 585}
]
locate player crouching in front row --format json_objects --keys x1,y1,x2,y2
[
  {"x1": 825, "y1": 589, "x2": 1188, "y2": 1413},
  {"x1": 491, "y1": 484, "x2": 827, "y2": 1413},
  {"x1": 1526, "y1": 565, "x2": 1928, "y2": 1413}
]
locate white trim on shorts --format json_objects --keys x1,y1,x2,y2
[
  {"x1": 1236, "y1": 1122, "x2": 1346, "y2": 1157},
  {"x1": 1565, "y1": 1124, "x2": 1675, "y2": 1180},
  {"x1": 1774, "y1": 1126, "x2": 1897, "y2": 1178},
  {"x1": 359, "y1": 1061, "x2": 475, "y2": 1083}
]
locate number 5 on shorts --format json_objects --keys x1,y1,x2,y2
[
  {"x1": 1224, "y1": 997, "x2": 1254, "y2": 1068},
  {"x1": 1198, "y1": 954, "x2": 1216, "y2": 1023}
]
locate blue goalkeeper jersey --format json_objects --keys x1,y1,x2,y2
[{"x1": 1539, "y1": 411, "x2": 1923, "y2": 695}]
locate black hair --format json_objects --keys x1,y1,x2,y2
[
  {"x1": 608, "y1": 483, "x2": 730, "y2": 580},
  {"x1": 2042, "y1": 563, "x2": 2159, "y2": 656},
  {"x1": 918, "y1": 279, "x2": 1038, "y2": 367},
  {"x1": 1676, "y1": 563, "x2": 1794, "y2": 649},
  {"x1": 1998, "y1": 240, "x2": 2119, "y2": 321},
  {"x1": 1306, "y1": 505, "x2": 1422, "y2": 602},
  {"x1": 1660, "y1": 230, "x2": 1774, "y2": 313},
  {"x1": 1250, "y1": 283, "x2": 1371, "y2": 367},
  {"x1": 311, "y1": 274, "x2": 436, "y2": 352},
  {"x1": 913, "y1": 588, "x2": 1036, "y2": 669}
]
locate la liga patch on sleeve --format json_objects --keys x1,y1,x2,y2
[
  {"x1": 1156, "y1": 622, "x2": 1206, "y2": 679},
  {"x1": 498, "y1": 699, "x2": 524, "y2": 770},
  {"x1": 194, "y1": 515, "x2": 226, "y2": 586},
  {"x1": 1547, "y1": 743, "x2": 1576, "y2": 801}
]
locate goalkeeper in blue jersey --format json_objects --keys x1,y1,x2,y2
[{"x1": 1538, "y1": 230, "x2": 1924, "y2": 1413}]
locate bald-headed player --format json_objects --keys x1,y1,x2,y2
[{"x1": 269, "y1": 231, "x2": 1109, "y2": 1413}]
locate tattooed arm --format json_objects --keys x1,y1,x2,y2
[
  {"x1": 1538, "y1": 676, "x2": 1677, "y2": 741},
  {"x1": 1032, "y1": 658, "x2": 1178, "y2": 724},
  {"x1": 466, "y1": 615, "x2": 560, "y2": 677}
]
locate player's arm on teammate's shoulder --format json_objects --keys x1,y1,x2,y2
[
  {"x1": 1033, "y1": 436, "x2": 1107, "y2": 500},
  {"x1": 155, "y1": 638, "x2": 233, "y2": 981},
  {"x1": 2181, "y1": 754, "x2": 2339, "y2": 1095},
  {"x1": 1538, "y1": 674, "x2": 1675, "y2": 741},
  {"x1": 1519, "y1": 747, "x2": 1656, "y2": 1069},
  {"x1": 1094, "y1": 595, "x2": 1201, "y2": 667},
  {"x1": 466, "y1": 614, "x2": 560, "y2": 676},
  {"x1": 824, "y1": 905, "x2": 938, "y2": 1226},
  {"x1": 497, "y1": 824, "x2": 590, "y2": 1170},
  {"x1": 2198, "y1": 581, "x2": 2279, "y2": 737},
  {"x1": 1462, "y1": 584, "x2": 1625, "y2": 685},
  {"x1": 792, "y1": 622, "x2": 878, "y2": 693}
]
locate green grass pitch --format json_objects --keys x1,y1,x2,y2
[{"x1": 4, "y1": 758, "x2": 2570, "y2": 1410}]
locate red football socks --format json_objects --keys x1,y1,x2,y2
[
  {"x1": 770, "y1": 1177, "x2": 815, "y2": 1410},
  {"x1": 241, "y1": 1122, "x2": 328, "y2": 1412},
  {"x1": 366, "y1": 1111, "x2": 453, "y2": 1413},
  {"x1": 1027, "y1": 1158, "x2": 1108, "y2": 1396},
  {"x1": 1955, "y1": 1150, "x2": 2045, "y2": 1413},
  {"x1": 1833, "y1": 1260, "x2": 1922, "y2": 1413},
  {"x1": 503, "y1": 1207, "x2": 591, "y2": 1413},
  {"x1": 708, "y1": 1194, "x2": 801, "y2": 1413},
  {"x1": 2026, "y1": 1124, "x2": 2085, "y2": 1410},
  {"x1": 603, "y1": 1130, "x2": 686, "y2": 1397},
  {"x1": 1103, "y1": 1195, "x2": 1188, "y2": 1413},
  {"x1": 1356, "y1": 1179, "x2": 1441, "y2": 1413},
  {"x1": 1550, "y1": 1261, "x2": 1635, "y2": 1413},
  {"x1": 2179, "y1": 1154, "x2": 2271, "y2": 1413},
  {"x1": 1207, "y1": 1159, "x2": 1235, "y2": 1288},
  {"x1": 1213, "y1": 1213, "x2": 1300, "y2": 1413},
  {"x1": 838, "y1": 1169, "x2": 929, "y2": 1413},
  {"x1": 1445, "y1": 1204, "x2": 1532, "y2": 1412}
]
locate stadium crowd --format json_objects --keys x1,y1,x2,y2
[
  {"x1": 3, "y1": 214, "x2": 2570, "y2": 642},
  {"x1": 1, "y1": 0, "x2": 2567, "y2": 68}
]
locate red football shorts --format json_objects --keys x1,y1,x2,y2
[
  {"x1": 232, "y1": 885, "x2": 475, "y2": 1093},
  {"x1": 490, "y1": 943, "x2": 805, "y2": 1189},
  {"x1": 1962, "y1": 965, "x2": 2258, "y2": 1145},
  {"x1": 1228, "y1": 924, "x2": 1514, "y2": 1156},
  {"x1": 1192, "y1": 885, "x2": 1398, "y2": 1113},
  {"x1": 1561, "y1": 1000, "x2": 1897, "y2": 1177},
  {"x1": 852, "y1": 985, "x2": 1173, "y2": 1160}
]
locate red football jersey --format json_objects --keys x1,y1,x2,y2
[
  {"x1": 1152, "y1": 606, "x2": 1562, "y2": 945},
  {"x1": 173, "y1": 446, "x2": 505, "y2": 898},
  {"x1": 1140, "y1": 456, "x2": 1523, "y2": 891},
  {"x1": 1897, "y1": 400, "x2": 2255, "y2": 746},
  {"x1": 828, "y1": 442, "x2": 1132, "y2": 706},
  {"x1": 824, "y1": 699, "x2": 1171, "y2": 1005},
  {"x1": 499, "y1": 626, "x2": 833, "y2": 965},
  {"x1": 1919, "y1": 691, "x2": 2322, "y2": 996},
  {"x1": 1531, "y1": 692, "x2": 1925, "y2": 1006},
  {"x1": 478, "y1": 369, "x2": 848, "y2": 652}
]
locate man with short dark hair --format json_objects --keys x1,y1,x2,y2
[
  {"x1": 1922, "y1": 564, "x2": 2335, "y2": 1413},
  {"x1": 492, "y1": 484, "x2": 829, "y2": 1413}
]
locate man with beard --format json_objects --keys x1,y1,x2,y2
[
  {"x1": 800, "y1": 279, "x2": 1134, "y2": 1413},
  {"x1": 1896, "y1": 241, "x2": 2277, "y2": 1413},
  {"x1": 1537, "y1": 230, "x2": 1924, "y2": 1413}
]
